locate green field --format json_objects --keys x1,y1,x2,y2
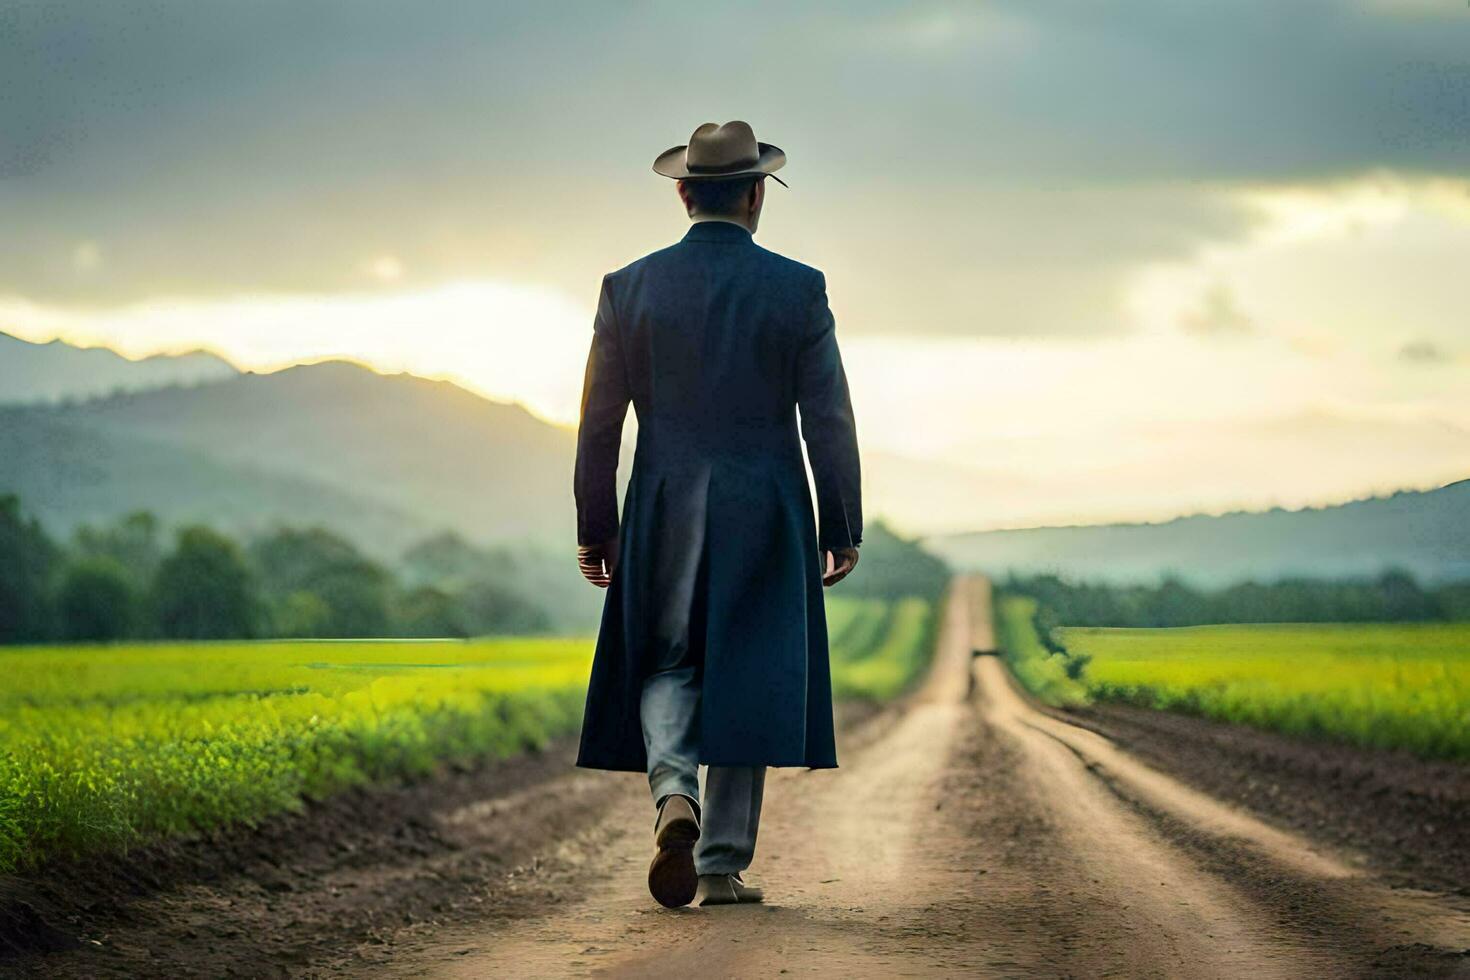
[
  {"x1": 993, "y1": 595, "x2": 1088, "y2": 707},
  {"x1": 826, "y1": 596, "x2": 939, "y2": 701},
  {"x1": 0, "y1": 595, "x2": 935, "y2": 873},
  {"x1": 995, "y1": 595, "x2": 1470, "y2": 760}
]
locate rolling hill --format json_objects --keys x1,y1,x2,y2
[
  {"x1": 6, "y1": 334, "x2": 1466, "y2": 592},
  {"x1": 0, "y1": 410, "x2": 430, "y2": 557},
  {"x1": 10, "y1": 360, "x2": 583, "y2": 550},
  {"x1": 929, "y1": 479, "x2": 1470, "y2": 586},
  {"x1": 0, "y1": 330, "x2": 237, "y2": 404}
]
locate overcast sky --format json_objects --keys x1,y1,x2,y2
[{"x1": 3, "y1": 0, "x2": 1468, "y2": 532}]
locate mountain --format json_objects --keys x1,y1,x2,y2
[
  {"x1": 2, "y1": 360, "x2": 581, "y2": 550},
  {"x1": 0, "y1": 410, "x2": 430, "y2": 557},
  {"x1": 0, "y1": 330, "x2": 237, "y2": 404},
  {"x1": 928, "y1": 479, "x2": 1470, "y2": 586}
]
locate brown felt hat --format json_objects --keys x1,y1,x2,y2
[{"x1": 652, "y1": 121, "x2": 788, "y2": 186}]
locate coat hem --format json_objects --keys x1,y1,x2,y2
[{"x1": 574, "y1": 756, "x2": 839, "y2": 773}]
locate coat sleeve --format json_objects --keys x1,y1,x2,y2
[
  {"x1": 796, "y1": 270, "x2": 863, "y2": 552},
  {"x1": 574, "y1": 275, "x2": 632, "y2": 547}
]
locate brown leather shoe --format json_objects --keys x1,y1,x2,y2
[
  {"x1": 695, "y1": 873, "x2": 764, "y2": 906},
  {"x1": 648, "y1": 795, "x2": 700, "y2": 908}
]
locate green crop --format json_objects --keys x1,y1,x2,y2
[
  {"x1": 1061, "y1": 622, "x2": 1470, "y2": 760},
  {"x1": 0, "y1": 597, "x2": 935, "y2": 872},
  {"x1": 828, "y1": 596, "x2": 939, "y2": 701},
  {"x1": 996, "y1": 594, "x2": 1469, "y2": 761},
  {"x1": 0, "y1": 638, "x2": 593, "y2": 873}
]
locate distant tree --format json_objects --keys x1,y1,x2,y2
[
  {"x1": 459, "y1": 580, "x2": 553, "y2": 635},
  {"x1": 398, "y1": 531, "x2": 566, "y2": 633},
  {"x1": 1375, "y1": 568, "x2": 1435, "y2": 621},
  {"x1": 0, "y1": 494, "x2": 59, "y2": 643},
  {"x1": 831, "y1": 520, "x2": 949, "y2": 601},
  {"x1": 152, "y1": 526, "x2": 259, "y2": 639},
  {"x1": 1140, "y1": 576, "x2": 1206, "y2": 628},
  {"x1": 1005, "y1": 569, "x2": 1458, "y2": 629},
  {"x1": 57, "y1": 556, "x2": 141, "y2": 642},
  {"x1": 250, "y1": 527, "x2": 391, "y2": 637},
  {"x1": 271, "y1": 590, "x2": 334, "y2": 638},
  {"x1": 1434, "y1": 581, "x2": 1470, "y2": 621},
  {"x1": 400, "y1": 531, "x2": 519, "y2": 589},
  {"x1": 394, "y1": 585, "x2": 470, "y2": 638},
  {"x1": 73, "y1": 511, "x2": 164, "y2": 581},
  {"x1": 401, "y1": 531, "x2": 487, "y2": 586}
]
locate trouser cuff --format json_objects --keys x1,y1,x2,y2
[{"x1": 650, "y1": 780, "x2": 700, "y2": 821}]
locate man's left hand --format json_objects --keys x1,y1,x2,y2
[
  {"x1": 822, "y1": 546, "x2": 859, "y2": 587},
  {"x1": 578, "y1": 538, "x2": 620, "y2": 588}
]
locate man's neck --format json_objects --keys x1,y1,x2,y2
[{"x1": 690, "y1": 215, "x2": 754, "y2": 233}]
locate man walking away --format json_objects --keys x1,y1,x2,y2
[{"x1": 573, "y1": 121, "x2": 862, "y2": 909}]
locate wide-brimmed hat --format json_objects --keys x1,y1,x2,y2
[{"x1": 652, "y1": 121, "x2": 788, "y2": 186}]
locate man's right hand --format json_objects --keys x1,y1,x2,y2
[
  {"x1": 578, "y1": 538, "x2": 620, "y2": 588},
  {"x1": 822, "y1": 546, "x2": 859, "y2": 587}
]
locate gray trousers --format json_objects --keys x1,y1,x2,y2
[{"x1": 641, "y1": 665, "x2": 765, "y2": 876}]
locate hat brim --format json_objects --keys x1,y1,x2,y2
[{"x1": 652, "y1": 142, "x2": 787, "y2": 185}]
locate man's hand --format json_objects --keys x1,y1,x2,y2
[
  {"x1": 822, "y1": 546, "x2": 859, "y2": 587},
  {"x1": 577, "y1": 538, "x2": 620, "y2": 588}
]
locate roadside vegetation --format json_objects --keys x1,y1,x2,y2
[
  {"x1": 0, "y1": 590, "x2": 940, "y2": 873},
  {"x1": 0, "y1": 638, "x2": 591, "y2": 874},
  {"x1": 0, "y1": 519, "x2": 948, "y2": 873},
  {"x1": 1062, "y1": 623, "x2": 1470, "y2": 761},
  {"x1": 993, "y1": 594, "x2": 1088, "y2": 706},
  {"x1": 827, "y1": 596, "x2": 940, "y2": 700},
  {"x1": 995, "y1": 574, "x2": 1470, "y2": 761}
]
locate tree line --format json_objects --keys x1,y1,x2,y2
[
  {"x1": 1004, "y1": 570, "x2": 1470, "y2": 636},
  {"x1": 0, "y1": 495, "x2": 551, "y2": 644},
  {"x1": 1, "y1": 494, "x2": 953, "y2": 645}
]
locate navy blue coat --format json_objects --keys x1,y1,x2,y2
[{"x1": 573, "y1": 220, "x2": 862, "y2": 772}]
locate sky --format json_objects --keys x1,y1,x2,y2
[{"x1": 3, "y1": 0, "x2": 1468, "y2": 533}]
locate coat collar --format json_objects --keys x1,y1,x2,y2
[{"x1": 682, "y1": 220, "x2": 754, "y2": 244}]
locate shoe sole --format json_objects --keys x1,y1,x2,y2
[{"x1": 648, "y1": 815, "x2": 699, "y2": 908}]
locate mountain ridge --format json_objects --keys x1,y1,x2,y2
[
  {"x1": 928, "y1": 478, "x2": 1470, "y2": 586},
  {"x1": 3, "y1": 358, "x2": 579, "y2": 550},
  {"x1": 0, "y1": 330, "x2": 238, "y2": 404}
]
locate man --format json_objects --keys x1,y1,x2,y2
[{"x1": 573, "y1": 121, "x2": 862, "y2": 910}]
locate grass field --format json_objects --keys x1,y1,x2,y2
[
  {"x1": 1061, "y1": 622, "x2": 1470, "y2": 760},
  {"x1": 995, "y1": 595, "x2": 1470, "y2": 760},
  {"x1": 826, "y1": 596, "x2": 939, "y2": 701},
  {"x1": 0, "y1": 595, "x2": 936, "y2": 872}
]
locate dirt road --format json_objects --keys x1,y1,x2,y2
[{"x1": 379, "y1": 578, "x2": 1470, "y2": 978}]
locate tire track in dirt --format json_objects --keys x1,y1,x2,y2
[{"x1": 383, "y1": 578, "x2": 1470, "y2": 978}]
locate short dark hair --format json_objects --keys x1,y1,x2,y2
[{"x1": 680, "y1": 176, "x2": 759, "y2": 216}]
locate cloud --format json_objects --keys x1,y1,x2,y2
[
  {"x1": 1180, "y1": 284, "x2": 1254, "y2": 337},
  {"x1": 71, "y1": 242, "x2": 102, "y2": 274},
  {"x1": 1399, "y1": 340, "x2": 1452, "y2": 364},
  {"x1": 1126, "y1": 174, "x2": 1470, "y2": 358},
  {"x1": 2, "y1": 0, "x2": 1468, "y2": 317}
]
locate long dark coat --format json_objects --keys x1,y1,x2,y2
[{"x1": 573, "y1": 220, "x2": 862, "y2": 772}]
